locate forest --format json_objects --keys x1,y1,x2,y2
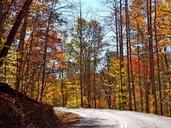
[{"x1": 0, "y1": 0, "x2": 171, "y2": 118}]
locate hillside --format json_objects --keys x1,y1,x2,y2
[{"x1": 0, "y1": 82, "x2": 79, "y2": 128}]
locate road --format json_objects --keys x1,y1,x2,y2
[{"x1": 54, "y1": 107, "x2": 171, "y2": 128}]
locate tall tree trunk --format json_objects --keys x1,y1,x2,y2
[
  {"x1": 114, "y1": 2, "x2": 119, "y2": 58},
  {"x1": 137, "y1": 27, "x2": 144, "y2": 112},
  {"x1": 125, "y1": 0, "x2": 132, "y2": 111},
  {"x1": 61, "y1": 70, "x2": 65, "y2": 107},
  {"x1": 87, "y1": 58, "x2": 91, "y2": 107},
  {"x1": 130, "y1": 51, "x2": 137, "y2": 111},
  {"x1": 15, "y1": 11, "x2": 28, "y2": 91},
  {"x1": 142, "y1": 39, "x2": 149, "y2": 113},
  {"x1": 79, "y1": 0, "x2": 84, "y2": 107},
  {"x1": 147, "y1": 0, "x2": 158, "y2": 114},
  {"x1": 93, "y1": 50, "x2": 97, "y2": 108},
  {"x1": 137, "y1": 44, "x2": 144, "y2": 112},
  {"x1": 40, "y1": 4, "x2": 53, "y2": 102},
  {"x1": 0, "y1": 0, "x2": 33, "y2": 66},
  {"x1": 119, "y1": 0, "x2": 124, "y2": 110},
  {"x1": 154, "y1": 0, "x2": 163, "y2": 115}
]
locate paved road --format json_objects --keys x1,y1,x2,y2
[{"x1": 54, "y1": 107, "x2": 171, "y2": 128}]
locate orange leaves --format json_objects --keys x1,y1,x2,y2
[
  {"x1": 55, "y1": 51, "x2": 64, "y2": 56},
  {"x1": 55, "y1": 51, "x2": 66, "y2": 61},
  {"x1": 55, "y1": 62, "x2": 66, "y2": 70},
  {"x1": 131, "y1": 57, "x2": 146, "y2": 76},
  {"x1": 31, "y1": 1, "x2": 44, "y2": 11}
]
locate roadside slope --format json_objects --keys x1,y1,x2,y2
[{"x1": 0, "y1": 83, "x2": 79, "y2": 128}]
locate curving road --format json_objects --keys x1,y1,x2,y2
[{"x1": 54, "y1": 107, "x2": 171, "y2": 128}]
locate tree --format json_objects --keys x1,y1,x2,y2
[{"x1": 0, "y1": 0, "x2": 33, "y2": 66}]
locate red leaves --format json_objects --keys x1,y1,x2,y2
[{"x1": 55, "y1": 62, "x2": 66, "y2": 70}]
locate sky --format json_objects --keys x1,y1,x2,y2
[
  {"x1": 61, "y1": 0, "x2": 113, "y2": 50},
  {"x1": 83, "y1": 0, "x2": 101, "y2": 12},
  {"x1": 81, "y1": 0, "x2": 114, "y2": 50},
  {"x1": 59, "y1": 0, "x2": 109, "y2": 22},
  {"x1": 81, "y1": 0, "x2": 114, "y2": 60},
  {"x1": 79, "y1": 0, "x2": 109, "y2": 20}
]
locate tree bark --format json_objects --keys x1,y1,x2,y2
[
  {"x1": 125, "y1": 0, "x2": 132, "y2": 111},
  {"x1": 147, "y1": 0, "x2": 158, "y2": 114},
  {"x1": 79, "y1": 0, "x2": 84, "y2": 107},
  {"x1": 119, "y1": 0, "x2": 125, "y2": 110},
  {"x1": 0, "y1": 0, "x2": 33, "y2": 67},
  {"x1": 15, "y1": 11, "x2": 28, "y2": 91},
  {"x1": 154, "y1": 0, "x2": 163, "y2": 115}
]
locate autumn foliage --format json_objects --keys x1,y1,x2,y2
[{"x1": 0, "y1": 0, "x2": 171, "y2": 118}]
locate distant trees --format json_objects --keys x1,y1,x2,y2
[
  {"x1": 104, "y1": 0, "x2": 171, "y2": 116},
  {"x1": 66, "y1": 17, "x2": 105, "y2": 107}
]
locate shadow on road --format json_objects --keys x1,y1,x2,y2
[{"x1": 74, "y1": 117, "x2": 119, "y2": 128}]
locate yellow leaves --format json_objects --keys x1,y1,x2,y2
[
  {"x1": 31, "y1": 2, "x2": 44, "y2": 11},
  {"x1": 129, "y1": 0, "x2": 171, "y2": 48},
  {"x1": 158, "y1": 38, "x2": 170, "y2": 48},
  {"x1": 65, "y1": 80, "x2": 79, "y2": 91},
  {"x1": 66, "y1": 95, "x2": 80, "y2": 108},
  {"x1": 106, "y1": 72, "x2": 115, "y2": 78},
  {"x1": 63, "y1": 78, "x2": 82, "y2": 108}
]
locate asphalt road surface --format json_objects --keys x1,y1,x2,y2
[{"x1": 54, "y1": 107, "x2": 171, "y2": 128}]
